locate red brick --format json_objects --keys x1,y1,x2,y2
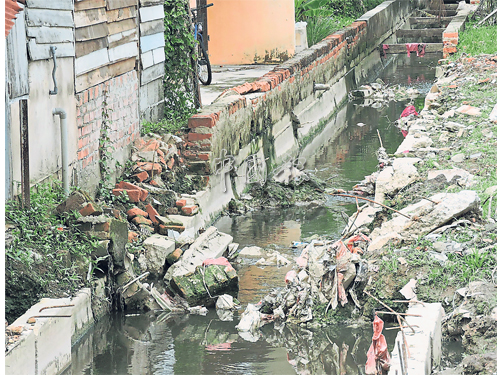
[
  {"x1": 133, "y1": 162, "x2": 162, "y2": 175},
  {"x1": 128, "y1": 231, "x2": 139, "y2": 243},
  {"x1": 79, "y1": 203, "x2": 99, "y2": 217},
  {"x1": 181, "y1": 205, "x2": 199, "y2": 216},
  {"x1": 167, "y1": 157, "x2": 175, "y2": 170},
  {"x1": 188, "y1": 132, "x2": 212, "y2": 142},
  {"x1": 133, "y1": 171, "x2": 149, "y2": 182},
  {"x1": 443, "y1": 32, "x2": 459, "y2": 39},
  {"x1": 116, "y1": 181, "x2": 139, "y2": 190},
  {"x1": 166, "y1": 248, "x2": 183, "y2": 264},
  {"x1": 132, "y1": 215, "x2": 152, "y2": 226},
  {"x1": 115, "y1": 181, "x2": 149, "y2": 201},
  {"x1": 112, "y1": 189, "x2": 140, "y2": 202},
  {"x1": 188, "y1": 114, "x2": 218, "y2": 129},
  {"x1": 126, "y1": 207, "x2": 148, "y2": 219},
  {"x1": 145, "y1": 204, "x2": 160, "y2": 224},
  {"x1": 176, "y1": 199, "x2": 187, "y2": 208},
  {"x1": 139, "y1": 189, "x2": 148, "y2": 201}
]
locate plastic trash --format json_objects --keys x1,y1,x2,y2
[{"x1": 365, "y1": 315, "x2": 391, "y2": 374}]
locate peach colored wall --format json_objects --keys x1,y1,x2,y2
[{"x1": 205, "y1": 0, "x2": 295, "y2": 65}]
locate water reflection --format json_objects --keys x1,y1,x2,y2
[{"x1": 67, "y1": 311, "x2": 400, "y2": 375}]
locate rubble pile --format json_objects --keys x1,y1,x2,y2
[{"x1": 237, "y1": 234, "x2": 371, "y2": 330}]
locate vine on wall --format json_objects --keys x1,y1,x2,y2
[{"x1": 163, "y1": 0, "x2": 197, "y2": 127}]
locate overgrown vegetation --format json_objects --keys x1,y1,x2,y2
[
  {"x1": 5, "y1": 183, "x2": 99, "y2": 323},
  {"x1": 455, "y1": 23, "x2": 497, "y2": 56},
  {"x1": 295, "y1": 0, "x2": 385, "y2": 46},
  {"x1": 162, "y1": 0, "x2": 197, "y2": 134}
]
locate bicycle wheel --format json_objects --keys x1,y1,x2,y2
[{"x1": 197, "y1": 37, "x2": 212, "y2": 85}]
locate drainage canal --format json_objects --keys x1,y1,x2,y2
[{"x1": 65, "y1": 52, "x2": 461, "y2": 375}]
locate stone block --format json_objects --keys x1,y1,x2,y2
[
  {"x1": 92, "y1": 240, "x2": 109, "y2": 258},
  {"x1": 143, "y1": 234, "x2": 176, "y2": 276},
  {"x1": 109, "y1": 219, "x2": 128, "y2": 268},
  {"x1": 55, "y1": 191, "x2": 88, "y2": 214}
]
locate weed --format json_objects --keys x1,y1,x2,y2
[
  {"x1": 5, "y1": 182, "x2": 102, "y2": 321},
  {"x1": 455, "y1": 23, "x2": 497, "y2": 57},
  {"x1": 141, "y1": 118, "x2": 187, "y2": 136}
]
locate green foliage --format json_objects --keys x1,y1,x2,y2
[
  {"x1": 141, "y1": 118, "x2": 186, "y2": 136},
  {"x1": 163, "y1": 0, "x2": 197, "y2": 124},
  {"x1": 456, "y1": 23, "x2": 497, "y2": 56},
  {"x1": 95, "y1": 91, "x2": 129, "y2": 205},
  {"x1": 295, "y1": 0, "x2": 330, "y2": 21},
  {"x1": 5, "y1": 183, "x2": 99, "y2": 290},
  {"x1": 306, "y1": 15, "x2": 354, "y2": 46}
]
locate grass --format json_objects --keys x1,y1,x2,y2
[
  {"x1": 5, "y1": 182, "x2": 100, "y2": 322},
  {"x1": 141, "y1": 118, "x2": 187, "y2": 136},
  {"x1": 374, "y1": 236, "x2": 497, "y2": 310},
  {"x1": 306, "y1": 15, "x2": 356, "y2": 46},
  {"x1": 455, "y1": 23, "x2": 497, "y2": 56}
]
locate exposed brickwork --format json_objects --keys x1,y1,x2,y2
[
  {"x1": 75, "y1": 71, "x2": 140, "y2": 171},
  {"x1": 182, "y1": 20, "x2": 367, "y2": 172}
]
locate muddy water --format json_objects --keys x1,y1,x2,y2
[{"x1": 67, "y1": 54, "x2": 443, "y2": 374}]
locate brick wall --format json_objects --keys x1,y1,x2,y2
[
  {"x1": 76, "y1": 71, "x2": 140, "y2": 170},
  {"x1": 75, "y1": 70, "x2": 140, "y2": 194}
]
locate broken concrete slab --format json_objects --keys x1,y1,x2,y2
[
  {"x1": 367, "y1": 232, "x2": 403, "y2": 251},
  {"x1": 343, "y1": 204, "x2": 382, "y2": 235},
  {"x1": 395, "y1": 135, "x2": 433, "y2": 154},
  {"x1": 374, "y1": 158, "x2": 421, "y2": 202},
  {"x1": 109, "y1": 219, "x2": 129, "y2": 268},
  {"x1": 370, "y1": 190, "x2": 480, "y2": 241},
  {"x1": 164, "y1": 226, "x2": 233, "y2": 282},
  {"x1": 143, "y1": 235, "x2": 176, "y2": 276},
  {"x1": 427, "y1": 168, "x2": 475, "y2": 187},
  {"x1": 389, "y1": 303, "x2": 444, "y2": 375},
  {"x1": 238, "y1": 246, "x2": 265, "y2": 257},
  {"x1": 456, "y1": 105, "x2": 481, "y2": 116},
  {"x1": 170, "y1": 262, "x2": 238, "y2": 307}
]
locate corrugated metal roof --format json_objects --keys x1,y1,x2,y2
[{"x1": 5, "y1": 0, "x2": 25, "y2": 38}]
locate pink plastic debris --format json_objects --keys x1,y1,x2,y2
[
  {"x1": 202, "y1": 257, "x2": 235, "y2": 272},
  {"x1": 366, "y1": 315, "x2": 391, "y2": 374},
  {"x1": 296, "y1": 247, "x2": 309, "y2": 268},
  {"x1": 400, "y1": 105, "x2": 418, "y2": 118}
]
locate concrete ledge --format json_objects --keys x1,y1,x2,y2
[
  {"x1": 5, "y1": 288, "x2": 100, "y2": 375},
  {"x1": 388, "y1": 302, "x2": 444, "y2": 375}
]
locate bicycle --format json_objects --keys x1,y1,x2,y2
[{"x1": 191, "y1": 3, "x2": 213, "y2": 86}]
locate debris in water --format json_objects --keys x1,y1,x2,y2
[{"x1": 365, "y1": 315, "x2": 391, "y2": 375}]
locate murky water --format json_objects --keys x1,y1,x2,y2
[{"x1": 67, "y1": 53, "x2": 449, "y2": 374}]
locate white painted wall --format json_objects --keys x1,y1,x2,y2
[{"x1": 9, "y1": 58, "x2": 78, "y2": 194}]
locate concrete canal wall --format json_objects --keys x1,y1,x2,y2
[
  {"x1": 5, "y1": 286, "x2": 107, "y2": 375},
  {"x1": 183, "y1": 0, "x2": 423, "y2": 228}
]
